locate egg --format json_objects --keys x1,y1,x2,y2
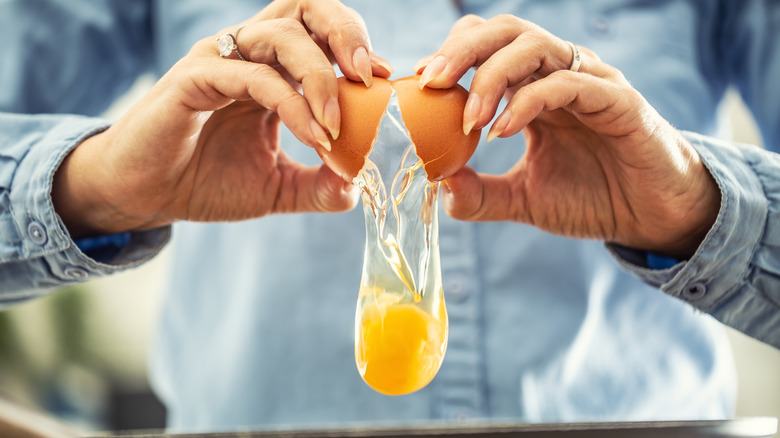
[{"x1": 317, "y1": 75, "x2": 481, "y2": 182}]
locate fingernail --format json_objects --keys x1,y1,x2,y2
[
  {"x1": 487, "y1": 109, "x2": 512, "y2": 142},
  {"x1": 413, "y1": 54, "x2": 435, "y2": 74},
  {"x1": 463, "y1": 93, "x2": 481, "y2": 135},
  {"x1": 418, "y1": 55, "x2": 447, "y2": 89},
  {"x1": 323, "y1": 97, "x2": 341, "y2": 140},
  {"x1": 370, "y1": 53, "x2": 393, "y2": 76},
  {"x1": 352, "y1": 47, "x2": 373, "y2": 87},
  {"x1": 310, "y1": 118, "x2": 331, "y2": 151}
]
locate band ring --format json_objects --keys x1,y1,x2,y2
[
  {"x1": 217, "y1": 25, "x2": 247, "y2": 61},
  {"x1": 566, "y1": 41, "x2": 582, "y2": 72}
]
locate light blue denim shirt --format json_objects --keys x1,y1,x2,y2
[{"x1": 1, "y1": 0, "x2": 779, "y2": 432}]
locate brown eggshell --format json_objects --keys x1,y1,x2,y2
[
  {"x1": 318, "y1": 77, "x2": 392, "y2": 181},
  {"x1": 392, "y1": 75, "x2": 481, "y2": 181},
  {"x1": 318, "y1": 75, "x2": 480, "y2": 182}
]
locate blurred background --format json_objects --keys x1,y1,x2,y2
[{"x1": 0, "y1": 76, "x2": 778, "y2": 434}]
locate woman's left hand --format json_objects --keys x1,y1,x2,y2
[{"x1": 416, "y1": 14, "x2": 720, "y2": 258}]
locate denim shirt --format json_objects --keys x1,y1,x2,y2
[{"x1": 1, "y1": 0, "x2": 778, "y2": 432}]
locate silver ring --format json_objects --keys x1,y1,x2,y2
[
  {"x1": 566, "y1": 41, "x2": 582, "y2": 72},
  {"x1": 217, "y1": 25, "x2": 247, "y2": 61}
]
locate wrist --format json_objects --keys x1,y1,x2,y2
[
  {"x1": 52, "y1": 132, "x2": 160, "y2": 238},
  {"x1": 646, "y1": 139, "x2": 721, "y2": 259}
]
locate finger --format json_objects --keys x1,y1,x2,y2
[
  {"x1": 413, "y1": 54, "x2": 435, "y2": 75},
  {"x1": 311, "y1": 32, "x2": 393, "y2": 79},
  {"x1": 449, "y1": 13, "x2": 489, "y2": 36},
  {"x1": 262, "y1": 0, "x2": 375, "y2": 87},
  {"x1": 486, "y1": 70, "x2": 644, "y2": 141},
  {"x1": 275, "y1": 163, "x2": 360, "y2": 214},
  {"x1": 303, "y1": 1, "x2": 374, "y2": 86},
  {"x1": 441, "y1": 166, "x2": 521, "y2": 222},
  {"x1": 419, "y1": 15, "x2": 533, "y2": 90},
  {"x1": 464, "y1": 30, "x2": 578, "y2": 133},
  {"x1": 234, "y1": 19, "x2": 341, "y2": 140},
  {"x1": 370, "y1": 52, "x2": 393, "y2": 78},
  {"x1": 181, "y1": 53, "x2": 332, "y2": 152},
  {"x1": 413, "y1": 14, "x2": 486, "y2": 73}
]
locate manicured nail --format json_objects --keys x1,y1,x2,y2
[
  {"x1": 352, "y1": 47, "x2": 373, "y2": 87},
  {"x1": 487, "y1": 110, "x2": 512, "y2": 142},
  {"x1": 418, "y1": 55, "x2": 447, "y2": 89},
  {"x1": 323, "y1": 97, "x2": 341, "y2": 140},
  {"x1": 310, "y1": 118, "x2": 331, "y2": 151},
  {"x1": 413, "y1": 54, "x2": 435, "y2": 73},
  {"x1": 370, "y1": 53, "x2": 394, "y2": 76},
  {"x1": 463, "y1": 93, "x2": 481, "y2": 135}
]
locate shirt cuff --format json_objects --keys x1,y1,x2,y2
[
  {"x1": 608, "y1": 131, "x2": 780, "y2": 347},
  {"x1": 1, "y1": 115, "x2": 170, "y2": 300}
]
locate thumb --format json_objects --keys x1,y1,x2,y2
[
  {"x1": 441, "y1": 166, "x2": 517, "y2": 222},
  {"x1": 300, "y1": 165, "x2": 360, "y2": 213}
]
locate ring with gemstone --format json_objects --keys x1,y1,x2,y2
[
  {"x1": 566, "y1": 41, "x2": 582, "y2": 72},
  {"x1": 217, "y1": 25, "x2": 247, "y2": 61}
]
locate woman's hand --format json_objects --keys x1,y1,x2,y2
[
  {"x1": 417, "y1": 15, "x2": 720, "y2": 258},
  {"x1": 52, "y1": 0, "x2": 392, "y2": 238}
]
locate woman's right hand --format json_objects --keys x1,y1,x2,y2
[
  {"x1": 52, "y1": 0, "x2": 392, "y2": 238},
  {"x1": 417, "y1": 14, "x2": 720, "y2": 258}
]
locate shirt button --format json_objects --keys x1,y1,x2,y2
[
  {"x1": 64, "y1": 266, "x2": 89, "y2": 280},
  {"x1": 589, "y1": 15, "x2": 611, "y2": 36},
  {"x1": 682, "y1": 282, "x2": 707, "y2": 301},
  {"x1": 28, "y1": 221, "x2": 48, "y2": 245},
  {"x1": 447, "y1": 280, "x2": 468, "y2": 303}
]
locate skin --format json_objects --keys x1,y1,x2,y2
[
  {"x1": 52, "y1": 0, "x2": 392, "y2": 237},
  {"x1": 53, "y1": 2, "x2": 719, "y2": 260},
  {"x1": 416, "y1": 14, "x2": 720, "y2": 259}
]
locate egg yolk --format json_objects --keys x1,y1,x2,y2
[{"x1": 355, "y1": 291, "x2": 448, "y2": 396}]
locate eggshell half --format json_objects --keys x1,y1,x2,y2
[
  {"x1": 392, "y1": 75, "x2": 481, "y2": 181},
  {"x1": 318, "y1": 75, "x2": 480, "y2": 182},
  {"x1": 318, "y1": 77, "x2": 392, "y2": 181}
]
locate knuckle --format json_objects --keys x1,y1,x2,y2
[
  {"x1": 246, "y1": 61, "x2": 274, "y2": 78},
  {"x1": 490, "y1": 13, "x2": 522, "y2": 27},
  {"x1": 473, "y1": 63, "x2": 509, "y2": 86},
  {"x1": 277, "y1": 91, "x2": 304, "y2": 114},
  {"x1": 245, "y1": 64, "x2": 279, "y2": 91},
  {"x1": 301, "y1": 66, "x2": 337, "y2": 89},
  {"x1": 458, "y1": 14, "x2": 486, "y2": 27},
  {"x1": 336, "y1": 19, "x2": 370, "y2": 44},
  {"x1": 191, "y1": 36, "x2": 217, "y2": 56},
  {"x1": 524, "y1": 29, "x2": 548, "y2": 46},
  {"x1": 345, "y1": 6, "x2": 367, "y2": 26},
  {"x1": 551, "y1": 69, "x2": 581, "y2": 84},
  {"x1": 273, "y1": 17, "x2": 306, "y2": 34}
]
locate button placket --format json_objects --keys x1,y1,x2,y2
[{"x1": 434, "y1": 217, "x2": 487, "y2": 418}]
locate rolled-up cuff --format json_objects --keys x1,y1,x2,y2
[{"x1": 608, "y1": 131, "x2": 780, "y2": 347}]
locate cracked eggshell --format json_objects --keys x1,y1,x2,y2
[
  {"x1": 392, "y1": 75, "x2": 481, "y2": 181},
  {"x1": 318, "y1": 75, "x2": 480, "y2": 182},
  {"x1": 318, "y1": 77, "x2": 392, "y2": 181}
]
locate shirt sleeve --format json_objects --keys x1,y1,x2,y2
[
  {"x1": 0, "y1": 113, "x2": 170, "y2": 304},
  {"x1": 0, "y1": 1, "x2": 167, "y2": 303},
  {"x1": 609, "y1": 131, "x2": 780, "y2": 349}
]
